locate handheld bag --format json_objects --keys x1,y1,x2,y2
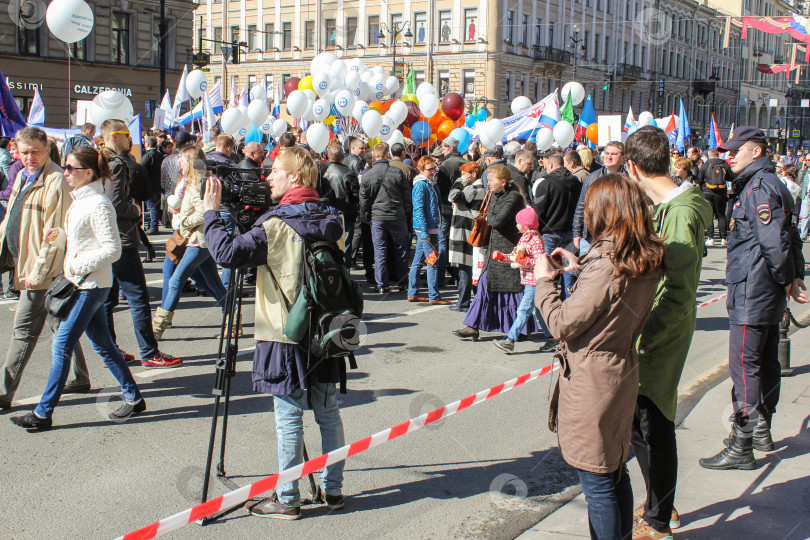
[
  {"x1": 45, "y1": 274, "x2": 87, "y2": 320},
  {"x1": 165, "y1": 231, "x2": 188, "y2": 264},
  {"x1": 467, "y1": 191, "x2": 492, "y2": 247}
]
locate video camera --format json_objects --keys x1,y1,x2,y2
[{"x1": 199, "y1": 160, "x2": 274, "y2": 232}]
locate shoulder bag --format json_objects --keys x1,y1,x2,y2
[
  {"x1": 467, "y1": 191, "x2": 492, "y2": 247},
  {"x1": 165, "y1": 231, "x2": 188, "y2": 264},
  {"x1": 45, "y1": 274, "x2": 88, "y2": 320}
]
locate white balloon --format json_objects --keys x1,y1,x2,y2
[
  {"x1": 250, "y1": 84, "x2": 267, "y2": 102},
  {"x1": 384, "y1": 76, "x2": 400, "y2": 95},
  {"x1": 310, "y1": 52, "x2": 339, "y2": 74},
  {"x1": 286, "y1": 90, "x2": 308, "y2": 118},
  {"x1": 638, "y1": 111, "x2": 655, "y2": 127},
  {"x1": 535, "y1": 127, "x2": 555, "y2": 151},
  {"x1": 306, "y1": 123, "x2": 331, "y2": 153},
  {"x1": 511, "y1": 96, "x2": 532, "y2": 115},
  {"x1": 370, "y1": 73, "x2": 386, "y2": 95},
  {"x1": 185, "y1": 69, "x2": 208, "y2": 99},
  {"x1": 235, "y1": 110, "x2": 251, "y2": 140},
  {"x1": 359, "y1": 82, "x2": 375, "y2": 102},
  {"x1": 482, "y1": 119, "x2": 505, "y2": 146},
  {"x1": 302, "y1": 96, "x2": 316, "y2": 122},
  {"x1": 89, "y1": 90, "x2": 133, "y2": 125},
  {"x1": 272, "y1": 118, "x2": 288, "y2": 138},
  {"x1": 247, "y1": 100, "x2": 270, "y2": 126},
  {"x1": 387, "y1": 101, "x2": 408, "y2": 126},
  {"x1": 312, "y1": 98, "x2": 330, "y2": 121},
  {"x1": 259, "y1": 116, "x2": 274, "y2": 135},
  {"x1": 330, "y1": 61, "x2": 347, "y2": 84},
  {"x1": 220, "y1": 108, "x2": 244, "y2": 137},
  {"x1": 416, "y1": 82, "x2": 436, "y2": 99},
  {"x1": 46, "y1": 0, "x2": 94, "y2": 43},
  {"x1": 352, "y1": 100, "x2": 369, "y2": 122},
  {"x1": 419, "y1": 93, "x2": 439, "y2": 118},
  {"x1": 312, "y1": 71, "x2": 331, "y2": 96},
  {"x1": 553, "y1": 122, "x2": 575, "y2": 148},
  {"x1": 360, "y1": 71, "x2": 373, "y2": 83},
  {"x1": 334, "y1": 90, "x2": 355, "y2": 117},
  {"x1": 379, "y1": 115, "x2": 395, "y2": 141},
  {"x1": 561, "y1": 82, "x2": 586, "y2": 106},
  {"x1": 345, "y1": 71, "x2": 361, "y2": 91},
  {"x1": 348, "y1": 58, "x2": 365, "y2": 74},
  {"x1": 388, "y1": 130, "x2": 405, "y2": 146},
  {"x1": 371, "y1": 66, "x2": 385, "y2": 77},
  {"x1": 361, "y1": 110, "x2": 383, "y2": 138}
]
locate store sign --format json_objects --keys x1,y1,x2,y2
[
  {"x1": 5, "y1": 78, "x2": 43, "y2": 91},
  {"x1": 73, "y1": 85, "x2": 133, "y2": 96}
]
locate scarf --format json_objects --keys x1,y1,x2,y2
[{"x1": 279, "y1": 187, "x2": 321, "y2": 205}]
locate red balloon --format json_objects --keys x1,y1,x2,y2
[
  {"x1": 441, "y1": 92, "x2": 465, "y2": 121},
  {"x1": 403, "y1": 101, "x2": 421, "y2": 127},
  {"x1": 437, "y1": 120, "x2": 455, "y2": 141},
  {"x1": 284, "y1": 77, "x2": 301, "y2": 97}
]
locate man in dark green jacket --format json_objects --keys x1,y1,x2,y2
[{"x1": 624, "y1": 126, "x2": 712, "y2": 540}]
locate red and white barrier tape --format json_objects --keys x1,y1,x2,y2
[
  {"x1": 696, "y1": 292, "x2": 728, "y2": 309},
  {"x1": 117, "y1": 364, "x2": 556, "y2": 540}
]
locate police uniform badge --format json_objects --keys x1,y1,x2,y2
[
  {"x1": 756, "y1": 203, "x2": 772, "y2": 225},
  {"x1": 729, "y1": 218, "x2": 735, "y2": 231}
]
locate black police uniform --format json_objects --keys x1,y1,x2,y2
[{"x1": 726, "y1": 156, "x2": 805, "y2": 427}]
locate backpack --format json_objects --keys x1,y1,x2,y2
[
  {"x1": 704, "y1": 161, "x2": 727, "y2": 189},
  {"x1": 122, "y1": 155, "x2": 152, "y2": 202},
  {"x1": 271, "y1": 237, "x2": 364, "y2": 393}
]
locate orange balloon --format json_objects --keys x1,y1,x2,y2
[
  {"x1": 402, "y1": 126, "x2": 411, "y2": 138},
  {"x1": 455, "y1": 115, "x2": 466, "y2": 128},
  {"x1": 437, "y1": 120, "x2": 455, "y2": 141},
  {"x1": 586, "y1": 123, "x2": 599, "y2": 144},
  {"x1": 428, "y1": 111, "x2": 448, "y2": 132},
  {"x1": 369, "y1": 101, "x2": 383, "y2": 113},
  {"x1": 381, "y1": 99, "x2": 396, "y2": 114}
]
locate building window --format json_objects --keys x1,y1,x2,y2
[
  {"x1": 414, "y1": 12, "x2": 426, "y2": 44},
  {"x1": 464, "y1": 8, "x2": 477, "y2": 41},
  {"x1": 535, "y1": 18, "x2": 542, "y2": 48},
  {"x1": 438, "y1": 70, "x2": 450, "y2": 96},
  {"x1": 283, "y1": 22, "x2": 292, "y2": 50},
  {"x1": 265, "y1": 24, "x2": 275, "y2": 50},
  {"x1": 594, "y1": 33, "x2": 600, "y2": 62},
  {"x1": 230, "y1": 25, "x2": 240, "y2": 44},
  {"x1": 247, "y1": 25, "x2": 257, "y2": 50},
  {"x1": 606, "y1": 0, "x2": 612, "y2": 14},
  {"x1": 71, "y1": 38, "x2": 88, "y2": 61},
  {"x1": 521, "y1": 14, "x2": 529, "y2": 46},
  {"x1": 506, "y1": 11, "x2": 514, "y2": 43},
  {"x1": 597, "y1": 0, "x2": 602, "y2": 11},
  {"x1": 112, "y1": 12, "x2": 130, "y2": 64},
  {"x1": 305, "y1": 20, "x2": 315, "y2": 49},
  {"x1": 633, "y1": 43, "x2": 639, "y2": 66},
  {"x1": 415, "y1": 71, "x2": 425, "y2": 88},
  {"x1": 368, "y1": 15, "x2": 380, "y2": 45},
  {"x1": 391, "y1": 13, "x2": 403, "y2": 34},
  {"x1": 549, "y1": 22, "x2": 554, "y2": 48},
  {"x1": 641, "y1": 45, "x2": 648, "y2": 67},
  {"x1": 326, "y1": 19, "x2": 336, "y2": 48},
  {"x1": 439, "y1": 11, "x2": 451, "y2": 43},
  {"x1": 17, "y1": 25, "x2": 39, "y2": 56},
  {"x1": 248, "y1": 75, "x2": 257, "y2": 92},
  {"x1": 506, "y1": 73, "x2": 514, "y2": 101},
  {"x1": 462, "y1": 69, "x2": 475, "y2": 96},
  {"x1": 346, "y1": 17, "x2": 358, "y2": 46},
  {"x1": 265, "y1": 75, "x2": 274, "y2": 96},
  {"x1": 214, "y1": 76, "x2": 221, "y2": 88},
  {"x1": 214, "y1": 26, "x2": 222, "y2": 45}
]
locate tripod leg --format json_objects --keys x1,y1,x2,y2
[{"x1": 216, "y1": 269, "x2": 244, "y2": 478}]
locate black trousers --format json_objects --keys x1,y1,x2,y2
[
  {"x1": 728, "y1": 324, "x2": 781, "y2": 427},
  {"x1": 704, "y1": 191, "x2": 728, "y2": 240},
  {"x1": 725, "y1": 195, "x2": 738, "y2": 231},
  {"x1": 355, "y1": 222, "x2": 375, "y2": 282},
  {"x1": 630, "y1": 395, "x2": 677, "y2": 532}
]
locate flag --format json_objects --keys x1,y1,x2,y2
[
  {"x1": 26, "y1": 87, "x2": 45, "y2": 126},
  {"x1": 271, "y1": 81, "x2": 281, "y2": 119},
  {"x1": 560, "y1": 90, "x2": 575, "y2": 125},
  {"x1": 709, "y1": 113, "x2": 723, "y2": 149},
  {"x1": 172, "y1": 65, "x2": 190, "y2": 126},
  {"x1": 665, "y1": 113, "x2": 678, "y2": 145},
  {"x1": 575, "y1": 94, "x2": 597, "y2": 141},
  {"x1": 403, "y1": 66, "x2": 416, "y2": 96},
  {"x1": 175, "y1": 82, "x2": 224, "y2": 125},
  {"x1": 158, "y1": 90, "x2": 172, "y2": 124},
  {"x1": 0, "y1": 68, "x2": 27, "y2": 136},
  {"x1": 676, "y1": 99, "x2": 689, "y2": 153},
  {"x1": 230, "y1": 78, "x2": 239, "y2": 108},
  {"x1": 721, "y1": 123, "x2": 734, "y2": 159},
  {"x1": 202, "y1": 88, "x2": 216, "y2": 146},
  {"x1": 239, "y1": 87, "x2": 250, "y2": 107},
  {"x1": 624, "y1": 106, "x2": 636, "y2": 132},
  {"x1": 127, "y1": 114, "x2": 142, "y2": 160},
  {"x1": 489, "y1": 92, "x2": 559, "y2": 141}
]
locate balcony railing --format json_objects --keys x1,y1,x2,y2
[
  {"x1": 617, "y1": 63, "x2": 647, "y2": 79},
  {"x1": 533, "y1": 46, "x2": 571, "y2": 64}
]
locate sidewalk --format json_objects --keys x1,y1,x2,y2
[{"x1": 518, "y1": 327, "x2": 810, "y2": 540}]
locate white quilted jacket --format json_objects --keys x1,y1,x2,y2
[{"x1": 61, "y1": 180, "x2": 122, "y2": 289}]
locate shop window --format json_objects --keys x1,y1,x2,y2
[
  {"x1": 283, "y1": 22, "x2": 292, "y2": 50},
  {"x1": 326, "y1": 19, "x2": 336, "y2": 48},
  {"x1": 439, "y1": 11, "x2": 451, "y2": 43},
  {"x1": 462, "y1": 69, "x2": 475, "y2": 96},
  {"x1": 464, "y1": 9, "x2": 477, "y2": 41},
  {"x1": 368, "y1": 15, "x2": 380, "y2": 45},
  {"x1": 346, "y1": 17, "x2": 358, "y2": 47},
  {"x1": 112, "y1": 11, "x2": 131, "y2": 64},
  {"x1": 305, "y1": 20, "x2": 315, "y2": 49},
  {"x1": 414, "y1": 12, "x2": 426, "y2": 44}
]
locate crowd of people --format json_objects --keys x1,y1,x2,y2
[{"x1": 0, "y1": 118, "x2": 806, "y2": 539}]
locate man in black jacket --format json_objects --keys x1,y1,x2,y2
[
  {"x1": 437, "y1": 137, "x2": 467, "y2": 286},
  {"x1": 697, "y1": 148, "x2": 733, "y2": 246},
  {"x1": 534, "y1": 154, "x2": 582, "y2": 299},
  {"x1": 207, "y1": 135, "x2": 241, "y2": 286},
  {"x1": 100, "y1": 119, "x2": 182, "y2": 369},
  {"x1": 238, "y1": 141, "x2": 264, "y2": 170},
  {"x1": 140, "y1": 136, "x2": 169, "y2": 234},
  {"x1": 322, "y1": 145, "x2": 360, "y2": 265},
  {"x1": 343, "y1": 138, "x2": 368, "y2": 177},
  {"x1": 358, "y1": 142, "x2": 412, "y2": 292}
]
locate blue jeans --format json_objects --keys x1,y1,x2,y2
[
  {"x1": 456, "y1": 264, "x2": 473, "y2": 310},
  {"x1": 408, "y1": 234, "x2": 441, "y2": 301},
  {"x1": 370, "y1": 220, "x2": 410, "y2": 288},
  {"x1": 577, "y1": 464, "x2": 634, "y2": 540},
  {"x1": 344, "y1": 221, "x2": 356, "y2": 266},
  {"x1": 800, "y1": 197, "x2": 810, "y2": 238},
  {"x1": 273, "y1": 382, "x2": 345, "y2": 506},
  {"x1": 219, "y1": 211, "x2": 239, "y2": 287},
  {"x1": 105, "y1": 248, "x2": 160, "y2": 359},
  {"x1": 543, "y1": 232, "x2": 575, "y2": 300},
  {"x1": 146, "y1": 192, "x2": 161, "y2": 230},
  {"x1": 36, "y1": 287, "x2": 141, "y2": 418},
  {"x1": 507, "y1": 284, "x2": 550, "y2": 342},
  {"x1": 162, "y1": 247, "x2": 228, "y2": 313}
]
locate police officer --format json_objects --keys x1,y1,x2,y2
[{"x1": 700, "y1": 127, "x2": 807, "y2": 471}]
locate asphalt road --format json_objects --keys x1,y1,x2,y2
[{"x1": 0, "y1": 235, "x2": 807, "y2": 540}]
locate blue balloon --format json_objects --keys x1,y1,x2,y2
[
  {"x1": 476, "y1": 108, "x2": 488, "y2": 122},
  {"x1": 465, "y1": 113, "x2": 476, "y2": 128},
  {"x1": 449, "y1": 128, "x2": 471, "y2": 154},
  {"x1": 411, "y1": 120, "x2": 431, "y2": 144},
  {"x1": 245, "y1": 124, "x2": 263, "y2": 144}
]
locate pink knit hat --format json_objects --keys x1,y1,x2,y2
[{"x1": 516, "y1": 208, "x2": 539, "y2": 230}]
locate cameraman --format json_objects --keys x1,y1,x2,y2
[{"x1": 202, "y1": 146, "x2": 347, "y2": 519}]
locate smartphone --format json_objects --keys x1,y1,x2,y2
[{"x1": 547, "y1": 253, "x2": 566, "y2": 270}]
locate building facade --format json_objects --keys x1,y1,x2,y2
[{"x1": 1, "y1": 0, "x2": 196, "y2": 128}]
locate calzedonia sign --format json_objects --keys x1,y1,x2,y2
[{"x1": 5, "y1": 78, "x2": 133, "y2": 97}]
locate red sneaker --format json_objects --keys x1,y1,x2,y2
[
  {"x1": 117, "y1": 347, "x2": 137, "y2": 364},
  {"x1": 141, "y1": 353, "x2": 183, "y2": 369}
]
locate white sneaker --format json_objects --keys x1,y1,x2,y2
[
  {"x1": 705, "y1": 238, "x2": 715, "y2": 246},
  {"x1": 720, "y1": 239, "x2": 728, "y2": 246}
]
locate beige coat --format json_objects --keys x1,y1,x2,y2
[
  {"x1": 535, "y1": 242, "x2": 660, "y2": 473},
  {"x1": 569, "y1": 166, "x2": 589, "y2": 183},
  {"x1": 178, "y1": 179, "x2": 206, "y2": 247},
  {"x1": 0, "y1": 159, "x2": 71, "y2": 290}
]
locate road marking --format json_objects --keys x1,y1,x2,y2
[
  {"x1": 366, "y1": 304, "x2": 446, "y2": 323},
  {"x1": 135, "y1": 367, "x2": 187, "y2": 379}
]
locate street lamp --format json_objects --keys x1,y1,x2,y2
[
  {"x1": 377, "y1": 21, "x2": 413, "y2": 79},
  {"x1": 569, "y1": 24, "x2": 585, "y2": 81}
]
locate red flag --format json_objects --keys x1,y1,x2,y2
[{"x1": 664, "y1": 113, "x2": 677, "y2": 134}]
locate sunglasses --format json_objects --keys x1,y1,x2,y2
[
  {"x1": 424, "y1": 166, "x2": 438, "y2": 171},
  {"x1": 64, "y1": 165, "x2": 90, "y2": 173},
  {"x1": 111, "y1": 130, "x2": 131, "y2": 137}
]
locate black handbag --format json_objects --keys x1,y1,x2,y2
[{"x1": 45, "y1": 274, "x2": 87, "y2": 320}]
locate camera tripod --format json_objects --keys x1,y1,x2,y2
[{"x1": 198, "y1": 267, "x2": 322, "y2": 525}]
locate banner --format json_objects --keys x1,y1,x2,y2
[
  {"x1": 174, "y1": 82, "x2": 223, "y2": 127},
  {"x1": 487, "y1": 92, "x2": 559, "y2": 142}
]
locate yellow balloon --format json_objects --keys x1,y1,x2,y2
[
  {"x1": 368, "y1": 137, "x2": 380, "y2": 147},
  {"x1": 298, "y1": 76, "x2": 314, "y2": 92},
  {"x1": 324, "y1": 114, "x2": 336, "y2": 125},
  {"x1": 401, "y1": 94, "x2": 419, "y2": 105}
]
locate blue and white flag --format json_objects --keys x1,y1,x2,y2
[
  {"x1": 494, "y1": 92, "x2": 560, "y2": 142},
  {"x1": 175, "y1": 82, "x2": 223, "y2": 126},
  {"x1": 271, "y1": 81, "x2": 281, "y2": 119},
  {"x1": 158, "y1": 90, "x2": 172, "y2": 125},
  {"x1": 0, "y1": 68, "x2": 27, "y2": 136},
  {"x1": 27, "y1": 87, "x2": 44, "y2": 126},
  {"x1": 172, "y1": 65, "x2": 190, "y2": 125},
  {"x1": 676, "y1": 99, "x2": 689, "y2": 152}
]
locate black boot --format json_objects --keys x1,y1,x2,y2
[
  {"x1": 700, "y1": 424, "x2": 757, "y2": 470},
  {"x1": 143, "y1": 243, "x2": 156, "y2": 263},
  {"x1": 723, "y1": 414, "x2": 774, "y2": 452}
]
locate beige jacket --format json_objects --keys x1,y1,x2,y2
[
  {"x1": 178, "y1": 180, "x2": 206, "y2": 247},
  {"x1": 0, "y1": 159, "x2": 71, "y2": 290},
  {"x1": 535, "y1": 242, "x2": 660, "y2": 473}
]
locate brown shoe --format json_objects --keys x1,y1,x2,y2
[
  {"x1": 430, "y1": 299, "x2": 451, "y2": 305},
  {"x1": 634, "y1": 502, "x2": 680, "y2": 530},
  {"x1": 632, "y1": 519, "x2": 672, "y2": 540},
  {"x1": 247, "y1": 492, "x2": 301, "y2": 520},
  {"x1": 407, "y1": 296, "x2": 429, "y2": 302}
]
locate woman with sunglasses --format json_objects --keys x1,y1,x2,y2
[
  {"x1": 407, "y1": 156, "x2": 450, "y2": 304},
  {"x1": 10, "y1": 147, "x2": 144, "y2": 431}
]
